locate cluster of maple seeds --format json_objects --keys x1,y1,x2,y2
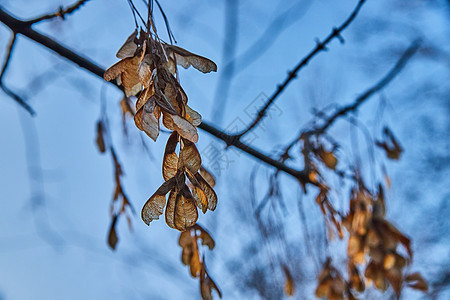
[
  {"x1": 179, "y1": 224, "x2": 222, "y2": 300},
  {"x1": 343, "y1": 184, "x2": 427, "y2": 296},
  {"x1": 141, "y1": 130, "x2": 217, "y2": 231},
  {"x1": 315, "y1": 258, "x2": 361, "y2": 300},
  {"x1": 103, "y1": 29, "x2": 218, "y2": 232},
  {"x1": 315, "y1": 183, "x2": 427, "y2": 299}
]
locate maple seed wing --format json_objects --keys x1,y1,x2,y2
[
  {"x1": 155, "y1": 176, "x2": 177, "y2": 195},
  {"x1": 180, "y1": 141, "x2": 202, "y2": 174},
  {"x1": 141, "y1": 194, "x2": 166, "y2": 225},
  {"x1": 195, "y1": 173, "x2": 218, "y2": 211},
  {"x1": 104, "y1": 59, "x2": 127, "y2": 82},
  {"x1": 185, "y1": 171, "x2": 207, "y2": 213},
  {"x1": 178, "y1": 229, "x2": 193, "y2": 248},
  {"x1": 107, "y1": 215, "x2": 119, "y2": 250},
  {"x1": 376, "y1": 127, "x2": 403, "y2": 160},
  {"x1": 179, "y1": 231, "x2": 194, "y2": 265},
  {"x1": 163, "y1": 131, "x2": 179, "y2": 181},
  {"x1": 135, "y1": 90, "x2": 155, "y2": 131},
  {"x1": 186, "y1": 105, "x2": 202, "y2": 126},
  {"x1": 283, "y1": 265, "x2": 295, "y2": 296},
  {"x1": 141, "y1": 177, "x2": 176, "y2": 225},
  {"x1": 193, "y1": 187, "x2": 208, "y2": 214},
  {"x1": 141, "y1": 99, "x2": 160, "y2": 141},
  {"x1": 156, "y1": 95, "x2": 179, "y2": 115},
  {"x1": 200, "y1": 166, "x2": 216, "y2": 188},
  {"x1": 134, "y1": 109, "x2": 144, "y2": 131},
  {"x1": 197, "y1": 225, "x2": 215, "y2": 250},
  {"x1": 174, "y1": 194, "x2": 198, "y2": 231},
  {"x1": 104, "y1": 56, "x2": 142, "y2": 96},
  {"x1": 200, "y1": 262, "x2": 222, "y2": 300},
  {"x1": 163, "y1": 113, "x2": 199, "y2": 143},
  {"x1": 165, "y1": 190, "x2": 177, "y2": 229},
  {"x1": 405, "y1": 272, "x2": 428, "y2": 291},
  {"x1": 120, "y1": 56, "x2": 142, "y2": 96},
  {"x1": 135, "y1": 86, "x2": 154, "y2": 113},
  {"x1": 320, "y1": 151, "x2": 338, "y2": 170},
  {"x1": 189, "y1": 238, "x2": 202, "y2": 277},
  {"x1": 163, "y1": 83, "x2": 182, "y2": 114},
  {"x1": 116, "y1": 29, "x2": 138, "y2": 59},
  {"x1": 139, "y1": 55, "x2": 153, "y2": 87},
  {"x1": 96, "y1": 121, "x2": 106, "y2": 153},
  {"x1": 168, "y1": 45, "x2": 217, "y2": 73}
]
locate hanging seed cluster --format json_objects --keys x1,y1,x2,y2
[{"x1": 104, "y1": 29, "x2": 218, "y2": 231}]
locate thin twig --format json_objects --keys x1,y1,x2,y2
[
  {"x1": 310, "y1": 40, "x2": 421, "y2": 136},
  {"x1": 0, "y1": 32, "x2": 15, "y2": 80},
  {"x1": 154, "y1": 0, "x2": 176, "y2": 43},
  {"x1": 236, "y1": 0, "x2": 367, "y2": 138},
  {"x1": 128, "y1": 0, "x2": 139, "y2": 29},
  {"x1": 27, "y1": 0, "x2": 91, "y2": 24},
  {"x1": 0, "y1": 32, "x2": 35, "y2": 115},
  {"x1": 127, "y1": 0, "x2": 146, "y2": 28},
  {"x1": 278, "y1": 41, "x2": 420, "y2": 168}
]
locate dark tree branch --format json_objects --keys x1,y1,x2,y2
[
  {"x1": 235, "y1": 0, "x2": 367, "y2": 138},
  {"x1": 0, "y1": 32, "x2": 15, "y2": 80},
  {"x1": 0, "y1": 7, "x2": 105, "y2": 77},
  {"x1": 198, "y1": 122, "x2": 310, "y2": 183},
  {"x1": 26, "y1": 0, "x2": 91, "y2": 24},
  {"x1": 0, "y1": 84, "x2": 35, "y2": 115},
  {"x1": 0, "y1": 32, "x2": 35, "y2": 115},
  {"x1": 0, "y1": 6, "x2": 310, "y2": 185}
]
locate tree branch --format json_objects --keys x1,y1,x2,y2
[
  {"x1": 0, "y1": 6, "x2": 310, "y2": 185},
  {"x1": 0, "y1": 32, "x2": 35, "y2": 115},
  {"x1": 0, "y1": 8, "x2": 105, "y2": 78},
  {"x1": 0, "y1": 32, "x2": 15, "y2": 80},
  {"x1": 199, "y1": 122, "x2": 310, "y2": 183},
  {"x1": 26, "y1": 0, "x2": 91, "y2": 24},
  {"x1": 235, "y1": 0, "x2": 367, "y2": 138},
  {"x1": 310, "y1": 41, "x2": 421, "y2": 136}
]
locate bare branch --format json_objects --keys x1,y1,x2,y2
[
  {"x1": 0, "y1": 32, "x2": 15, "y2": 80},
  {"x1": 310, "y1": 41, "x2": 421, "y2": 136},
  {"x1": 199, "y1": 121, "x2": 310, "y2": 183},
  {"x1": 153, "y1": 0, "x2": 177, "y2": 43},
  {"x1": 236, "y1": 0, "x2": 367, "y2": 138},
  {"x1": 27, "y1": 0, "x2": 91, "y2": 24},
  {"x1": 0, "y1": 84, "x2": 35, "y2": 115},
  {"x1": 127, "y1": 0, "x2": 146, "y2": 28},
  {"x1": 0, "y1": 7, "x2": 106, "y2": 78},
  {"x1": 0, "y1": 32, "x2": 35, "y2": 115},
  {"x1": 0, "y1": 3, "x2": 418, "y2": 190}
]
